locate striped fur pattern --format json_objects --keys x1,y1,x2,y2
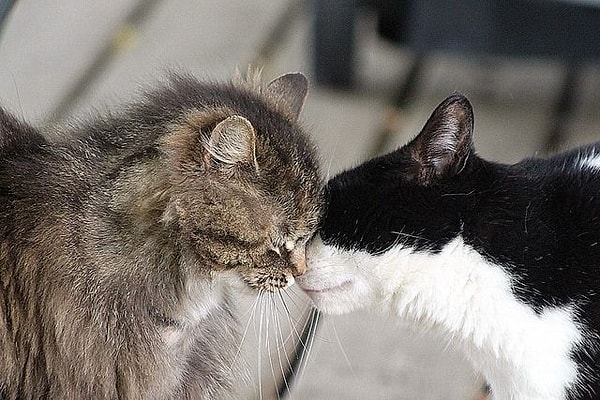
[{"x1": 0, "y1": 72, "x2": 323, "y2": 399}]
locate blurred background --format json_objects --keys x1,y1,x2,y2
[{"x1": 1, "y1": 1, "x2": 599, "y2": 399}]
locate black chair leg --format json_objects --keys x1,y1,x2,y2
[{"x1": 312, "y1": 0, "x2": 359, "y2": 88}]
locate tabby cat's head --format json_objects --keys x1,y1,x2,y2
[{"x1": 162, "y1": 72, "x2": 323, "y2": 292}]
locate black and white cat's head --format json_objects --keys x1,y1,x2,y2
[{"x1": 297, "y1": 94, "x2": 478, "y2": 313}]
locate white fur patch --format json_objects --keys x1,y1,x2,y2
[
  {"x1": 299, "y1": 236, "x2": 583, "y2": 399},
  {"x1": 578, "y1": 152, "x2": 600, "y2": 171},
  {"x1": 162, "y1": 275, "x2": 226, "y2": 349}
]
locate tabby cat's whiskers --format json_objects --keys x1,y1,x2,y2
[
  {"x1": 278, "y1": 290, "x2": 307, "y2": 347},
  {"x1": 270, "y1": 294, "x2": 291, "y2": 398},
  {"x1": 257, "y1": 290, "x2": 265, "y2": 400},
  {"x1": 329, "y1": 319, "x2": 359, "y2": 383},
  {"x1": 230, "y1": 293, "x2": 261, "y2": 373},
  {"x1": 296, "y1": 307, "x2": 320, "y2": 386},
  {"x1": 240, "y1": 285, "x2": 317, "y2": 400}
]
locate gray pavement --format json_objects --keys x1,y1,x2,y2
[{"x1": 1, "y1": 1, "x2": 599, "y2": 399}]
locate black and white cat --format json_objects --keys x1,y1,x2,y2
[{"x1": 297, "y1": 94, "x2": 600, "y2": 400}]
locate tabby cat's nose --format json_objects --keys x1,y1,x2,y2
[
  {"x1": 290, "y1": 246, "x2": 307, "y2": 276},
  {"x1": 292, "y1": 257, "x2": 307, "y2": 277}
]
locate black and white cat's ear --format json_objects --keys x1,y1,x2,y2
[
  {"x1": 265, "y1": 72, "x2": 308, "y2": 121},
  {"x1": 405, "y1": 93, "x2": 474, "y2": 185},
  {"x1": 203, "y1": 115, "x2": 259, "y2": 173}
]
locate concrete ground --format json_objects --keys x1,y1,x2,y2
[{"x1": 1, "y1": 1, "x2": 599, "y2": 399}]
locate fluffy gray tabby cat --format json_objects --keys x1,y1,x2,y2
[{"x1": 0, "y1": 72, "x2": 323, "y2": 399}]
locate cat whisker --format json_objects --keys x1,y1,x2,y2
[
  {"x1": 264, "y1": 293, "x2": 282, "y2": 399},
  {"x1": 329, "y1": 319, "x2": 359, "y2": 383},
  {"x1": 325, "y1": 155, "x2": 335, "y2": 182},
  {"x1": 390, "y1": 230, "x2": 427, "y2": 242},
  {"x1": 257, "y1": 290, "x2": 266, "y2": 400},
  {"x1": 252, "y1": 288, "x2": 306, "y2": 399},
  {"x1": 277, "y1": 290, "x2": 301, "y2": 322},
  {"x1": 273, "y1": 295, "x2": 294, "y2": 362},
  {"x1": 272, "y1": 291, "x2": 302, "y2": 349},
  {"x1": 368, "y1": 229, "x2": 431, "y2": 256},
  {"x1": 238, "y1": 292, "x2": 263, "y2": 319},
  {"x1": 323, "y1": 130, "x2": 342, "y2": 181},
  {"x1": 296, "y1": 308, "x2": 321, "y2": 385},
  {"x1": 278, "y1": 290, "x2": 309, "y2": 348},
  {"x1": 270, "y1": 294, "x2": 293, "y2": 398},
  {"x1": 281, "y1": 286, "x2": 308, "y2": 311},
  {"x1": 230, "y1": 293, "x2": 261, "y2": 372}
]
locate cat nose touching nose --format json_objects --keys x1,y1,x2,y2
[
  {"x1": 289, "y1": 246, "x2": 307, "y2": 277},
  {"x1": 292, "y1": 257, "x2": 307, "y2": 277}
]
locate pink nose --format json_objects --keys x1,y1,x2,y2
[
  {"x1": 290, "y1": 246, "x2": 307, "y2": 276},
  {"x1": 293, "y1": 257, "x2": 307, "y2": 276}
]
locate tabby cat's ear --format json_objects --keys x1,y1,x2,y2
[
  {"x1": 204, "y1": 115, "x2": 259, "y2": 173},
  {"x1": 265, "y1": 72, "x2": 308, "y2": 121},
  {"x1": 405, "y1": 93, "x2": 474, "y2": 185}
]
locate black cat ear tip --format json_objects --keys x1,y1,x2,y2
[
  {"x1": 448, "y1": 91, "x2": 468, "y2": 99},
  {"x1": 443, "y1": 92, "x2": 473, "y2": 109},
  {"x1": 433, "y1": 92, "x2": 474, "y2": 130}
]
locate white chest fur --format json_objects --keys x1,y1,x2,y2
[
  {"x1": 302, "y1": 236, "x2": 584, "y2": 399},
  {"x1": 161, "y1": 276, "x2": 226, "y2": 349}
]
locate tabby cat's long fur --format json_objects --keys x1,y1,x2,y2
[{"x1": 0, "y1": 72, "x2": 323, "y2": 399}]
